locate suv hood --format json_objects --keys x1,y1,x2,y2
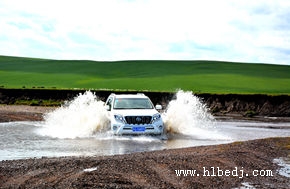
[{"x1": 112, "y1": 109, "x2": 159, "y2": 116}]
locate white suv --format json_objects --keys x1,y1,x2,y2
[{"x1": 105, "y1": 93, "x2": 164, "y2": 135}]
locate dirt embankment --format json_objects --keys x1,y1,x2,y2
[
  {"x1": 202, "y1": 93, "x2": 290, "y2": 117},
  {"x1": 1, "y1": 89, "x2": 290, "y2": 116},
  {"x1": 0, "y1": 137, "x2": 289, "y2": 188}
]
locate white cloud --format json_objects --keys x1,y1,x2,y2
[{"x1": 0, "y1": 0, "x2": 290, "y2": 65}]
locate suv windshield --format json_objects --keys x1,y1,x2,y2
[{"x1": 113, "y1": 98, "x2": 153, "y2": 109}]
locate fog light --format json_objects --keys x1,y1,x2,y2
[
  {"x1": 158, "y1": 125, "x2": 163, "y2": 130},
  {"x1": 113, "y1": 125, "x2": 118, "y2": 130}
]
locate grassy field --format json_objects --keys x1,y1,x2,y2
[{"x1": 0, "y1": 55, "x2": 290, "y2": 94}]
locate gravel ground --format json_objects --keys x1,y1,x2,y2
[{"x1": 0, "y1": 105, "x2": 289, "y2": 188}]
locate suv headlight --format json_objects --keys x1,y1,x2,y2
[
  {"x1": 114, "y1": 114, "x2": 125, "y2": 123},
  {"x1": 152, "y1": 113, "x2": 161, "y2": 123}
]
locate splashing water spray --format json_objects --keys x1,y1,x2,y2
[
  {"x1": 38, "y1": 91, "x2": 110, "y2": 139},
  {"x1": 162, "y1": 90, "x2": 222, "y2": 139}
]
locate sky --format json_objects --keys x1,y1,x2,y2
[{"x1": 0, "y1": 0, "x2": 290, "y2": 65}]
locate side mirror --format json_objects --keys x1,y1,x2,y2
[
  {"x1": 105, "y1": 105, "x2": 111, "y2": 111},
  {"x1": 155, "y1": 104, "x2": 162, "y2": 110}
]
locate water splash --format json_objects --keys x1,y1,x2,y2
[
  {"x1": 38, "y1": 90, "x2": 223, "y2": 140},
  {"x1": 38, "y1": 91, "x2": 110, "y2": 139},
  {"x1": 162, "y1": 90, "x2": 222, "y2": 139}
]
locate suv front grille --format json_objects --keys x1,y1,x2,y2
[{"x1": 125, "y1": 116, "x2": 152, "y2": 124}]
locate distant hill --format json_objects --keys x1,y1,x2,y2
[{"x1": 0, "y1": 55, "x2": 289, "y2": 94}]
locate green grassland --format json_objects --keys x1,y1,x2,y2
[{"x1": 0, "y1": 55, "x2": 290, "y2": 94}]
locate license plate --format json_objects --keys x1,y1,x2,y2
[{"x1": 132, "y1": 127, "x2": 146, "y2": 132}]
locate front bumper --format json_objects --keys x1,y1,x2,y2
[{"x1": 111, "y1": 123, "x2": 164, "y2": 135}]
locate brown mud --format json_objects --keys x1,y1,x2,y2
[{"x1": 0, "y1": 105, "x2": 54, "y2": 122}]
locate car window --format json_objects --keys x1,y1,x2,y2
[{"x1": 106, "y1": 97, "x2": 113, "y2": 111}]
